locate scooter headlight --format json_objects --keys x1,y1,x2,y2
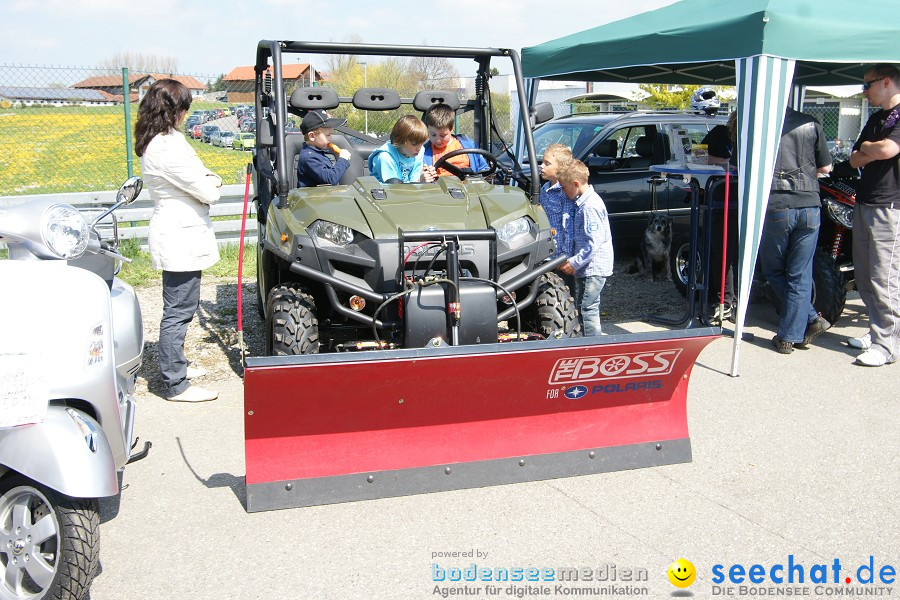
[
  {"x1": 496, "y1": 217, "x2": 533, "y2": 245},
  {"x1": 41, "y1": 204, "x2": 89, "y2": 259},
  {"x1": 824, "y1": 198, "x2": 854, "y2": 229}
]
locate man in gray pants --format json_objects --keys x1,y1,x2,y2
[{"x1": 848, "y1": 64, "x2": 900, "y2": 367}]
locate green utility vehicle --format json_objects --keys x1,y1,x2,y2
[{"x1": 252, "y1": 41, "x2": 577, "y2": 354}]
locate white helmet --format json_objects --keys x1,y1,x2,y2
[{"x1": 691, "y1": 86, "x2": 720, "y2": 114}]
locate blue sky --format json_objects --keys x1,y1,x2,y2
[{"x1": 2, "y1": 0, "x2": 677, "y2": 77}]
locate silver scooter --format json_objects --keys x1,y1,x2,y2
[{"x1": 0, "y1": 177, "x2": 150, "y2": 600}]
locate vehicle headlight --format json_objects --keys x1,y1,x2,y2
[
  {"x1": 824, "y1": 199, "x2": 854, "y2": 229},
  {"x1": 496, "y1": 217, "x2": 533, "y2": 245},
  {"x1": 313, "y1": 220, "x2": 355, "y2": 246},
  {"x1": 41, "y1": 204, "x2": 89, "y2": 259}
]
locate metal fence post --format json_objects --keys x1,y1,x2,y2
[{"x1": 122, "y1": 67, "x2": 134, "y2": 178}]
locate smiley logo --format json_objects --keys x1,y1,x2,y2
[{"x1": 667, "y1": 558, "x2": 696, "y2": 588}]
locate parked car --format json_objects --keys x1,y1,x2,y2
[
  {"x1": 512, "y1": 110, "x2": 727, "y2": 249},
  {"x1": 184, "y1": 115, "x2": 201, "y2": 132},
  {"x1": 240, "y1": 119, "x2": 256, "y2": 133},
  {"x1": 215, "y1": 130, "x2": 235, "y2": 148},
  {"x1": 232, "y1": 132, "x2": 256, "y2": 151},
  {"x1": 191, "y1": 124, "x2": 204, "y2": 139},
  {"x1": 201, "y1": 124, "x2": 220, "y2": 143}
]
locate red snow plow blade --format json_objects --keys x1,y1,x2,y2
[{"x1": 243, "y1": 329, "x2": 716, "y2": 512}]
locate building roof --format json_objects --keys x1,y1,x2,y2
[
  {"x1": 224, "y1": 64, "x2": 312, "y2": 81},
  {"x1": 0, "y1": 86, "x2": 113, "y2": 102},
  {"x1": 72, "y1": 73, "x2": 206, "y2": 90}
]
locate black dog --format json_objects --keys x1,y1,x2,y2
[{"x1": 628, "y1": 213, "x2": 672, "y2": 281}]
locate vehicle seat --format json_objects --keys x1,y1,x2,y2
[
  {"x1": 627, "y1": 136, "x2": 655, "y2": 169},
  {"x1": 594, "y1": 138, "x2": 618, "y2": 158}
]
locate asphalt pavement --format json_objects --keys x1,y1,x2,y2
[{"x1": 89, "y1": 293, "x2": 899, "y2": 600}]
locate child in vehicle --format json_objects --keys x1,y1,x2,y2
[
  {"x1": 368, "y1": 115, "x2": 435, "y2": 183},
  {"x1": 296, "y1": 109, "x2": 353, "y2": 187},
  {"x1": 558, "y1": 160, "x2": 613, "y2": 337},
  {"x1": 422, "y1": 103, "x2": 489, "y2": 179}
]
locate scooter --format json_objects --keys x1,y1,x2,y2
[{"x1": 0, "y1": 177, "x2": 150, "y2": 600}]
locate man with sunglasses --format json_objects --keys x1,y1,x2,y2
[{"x1": 848, "y1": 64, "x2": 900, "y2": 367}]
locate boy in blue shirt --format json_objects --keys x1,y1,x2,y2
[
  {"x1": 539, "y1": 143, "x2": 574, "y2": 252},
  {"x1": 368, "y1": 115, "x2": 434, "y2": 183},
  {"x1": 296, "y1": 109, "x2": 352, "y2": 187},
  {"x1": 558, "y1": 160, "x2": 614, "y2": 336}
]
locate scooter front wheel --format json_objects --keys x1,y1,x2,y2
[{"x1": 0, "y1": 474, "x2": 100, "y2": 600}]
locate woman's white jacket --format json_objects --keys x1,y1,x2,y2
[{"x1": 140, "y1": 130, "x2": 222, "y2": 272}]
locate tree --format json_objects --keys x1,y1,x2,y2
[
  {"x1": 207, "y1": 74, "x2": 226, "y2": 93},
  {"x1": 636, "y1": 84, "x2": 736, "y2": 110},
  {"x1": 96, "y1": 52, "x2": 179, "y2": 74},
  {"x1": 408, "y1": 55, "x2": 459, "y2": 90},
  {"x1": 636, "y1": 84, "x2": 702, "y2": 110}
]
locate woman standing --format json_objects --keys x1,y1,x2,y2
[{"x1": 135, "y1": 79, "x2": 221, "y2": 402}]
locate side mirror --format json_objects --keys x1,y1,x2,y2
[
  {"x1": 92, "y1": 177, "x2": 143, "y2": 228},
  {"x1": 117, "y1": 176, "x2": 143, "y2": 205},
  {"x1": 529, "y1": 103, "x2": 555, "y2": 127}
]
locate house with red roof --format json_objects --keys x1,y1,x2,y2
[
  {"x1": 223, "y1": 64, "x2": 324, "y2": 103},
  {"x1": 72, "y1": 73, "x2": 206, "y2": 102}
]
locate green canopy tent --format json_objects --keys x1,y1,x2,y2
[{"x1": 521, "y1": 0, "x2": 900, "y2": 375}]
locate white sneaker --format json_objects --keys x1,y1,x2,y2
[
  {"x1": 855, "y1": 349, "x2": 887, "y2": 367},
  {"x1": 186, "y1": 366, "x2": 208, "y2": 379},
  {"x1": 167, "y1": 386, "x2": 218, "y2": 402},
  {"x1": 847, "y1": 333, "x2": 872, "y2": 350}
]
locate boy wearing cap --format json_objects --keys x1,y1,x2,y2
[{"x1": 296, "y1": 109, "x2": 352, "y2": 188}]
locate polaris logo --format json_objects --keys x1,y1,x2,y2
[
  {"x1": 402, "y1": 244, "x2": 476, "y2": 257},
  {"x1": 548, "y1": 349, "x2": 682, "y2": 384},
  {"x1": 564, "y1": 385, "x2": 588, "y2": 399}
]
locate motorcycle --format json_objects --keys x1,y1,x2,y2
[
  {"x1": 814, "y1": 160, "x2": 857, "y2": 323},
  {"x1": 0, "y1": 177, "x2": 150, "y2": 600}
]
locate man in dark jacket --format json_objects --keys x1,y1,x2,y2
[
  {"x1": 760, "y1": 107, "x2": 832, "y2": 354},
  {"x1": 848, "y1": 64, "x2": 900, "y2": 367}
]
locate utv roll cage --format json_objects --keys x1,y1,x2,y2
[{"x1": 253, "y1": 40, "x2": 543, "y2": 206}]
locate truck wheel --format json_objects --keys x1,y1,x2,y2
[
  {"x1": 521, "y1": 272, "x2": 581, "y2": 338},
  {"x1": 265, "y1": 285, "x2": 319, "y2": 355},
  {"x1": 0, "y1": 474, "x2": 100, "y2": 600},
  {"x1": 669, "y1": 234, "x2": 696, "y2": 298},
  {"x1": 812, "y1": 248, "x2": 846, "y2": 325}
]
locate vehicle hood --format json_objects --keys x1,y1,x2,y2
[{"x1": 283, "y1": 176, "x2": 545, "y2": 239}]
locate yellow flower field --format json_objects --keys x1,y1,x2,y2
[{"x1": 0, "y1": 108, "x2": 249, "y2": 196}]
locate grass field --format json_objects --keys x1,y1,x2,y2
[
  {"x1": 0, "y1": 104, "x2": 250, "y2": 196},
  {"x1": 118, "y1": 240, "x2": 256, "y2": 288}
]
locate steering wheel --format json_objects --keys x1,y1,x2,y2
[{"x1": 432, "y1": 148, "x2": 499, "y2": 180}]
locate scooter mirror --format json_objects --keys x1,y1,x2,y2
[{"x1": 118, "y1": 177, "x2": 143, "y2": 205}]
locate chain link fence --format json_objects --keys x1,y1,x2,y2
[
  {"x1": 0, "y1": 63, "x2": 875, "y2": 197},
  {"x1": 0, "y1": 65, "x2": 254, "y2": 196},
  {"x1": 0, "y1": 65, "x2": 518, "y2": 196}
]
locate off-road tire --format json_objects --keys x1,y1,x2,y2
[
  {"x1": 520, "y1": 272, "x2": 581, "y2": 338},
  {"x1": 265, "y1": 284, "x2": 319, "y2": 355},
  {"x1": 811, "y1": 247, "x2": 846, "y2": 325},
  {"x1": 0, "y1": 474, "x2": 100, "y2": 600}
]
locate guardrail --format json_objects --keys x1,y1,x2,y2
[{"x1": 0, "y1": 184, "x2": 256, "y2": 251}]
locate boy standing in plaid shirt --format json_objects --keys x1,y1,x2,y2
[{"x1": 558, "y1": 160, "x2": 613, "y2": 336}]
